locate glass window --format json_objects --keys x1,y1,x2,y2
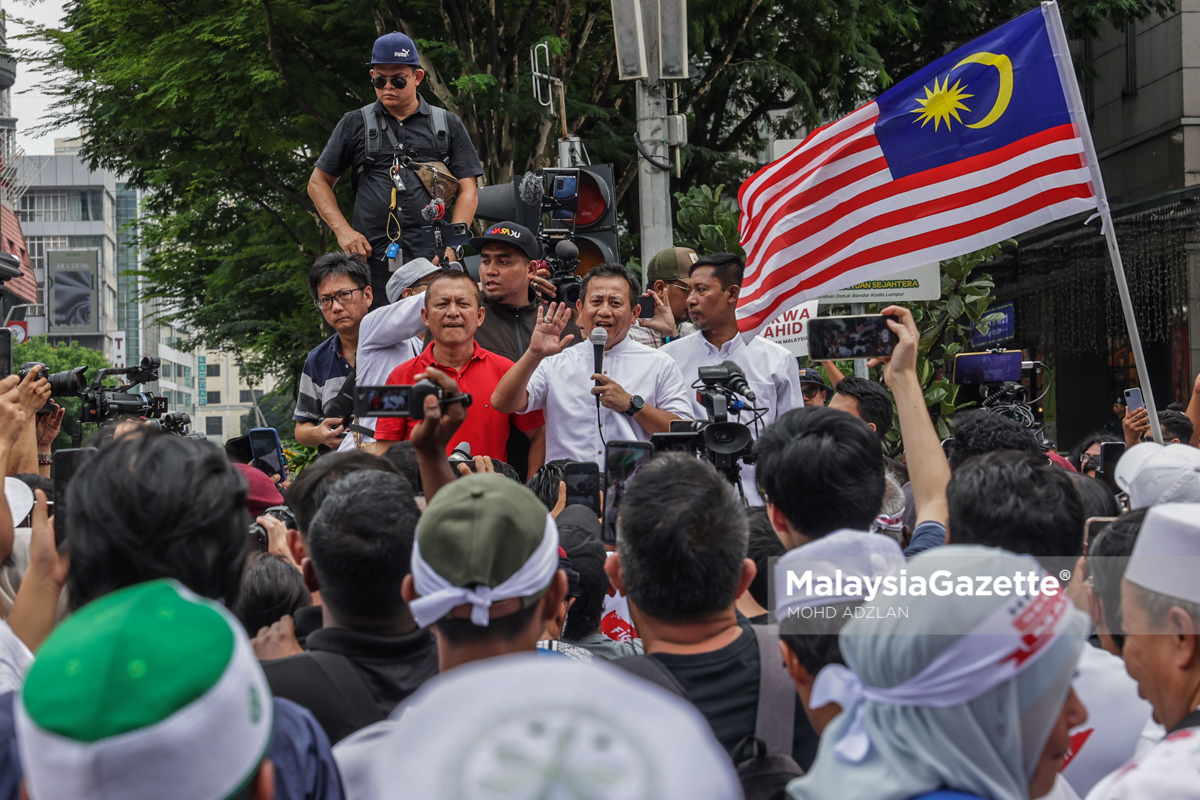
[
  {"x1": 207, "y1": 391, "x2": 221, "y2": 405},
  {"x1": 205, "y1": 417, "x2": 223, "y2": 437},
  {"x1": 19, "y1": 192, "x2": 68, "y2": 223},
  {"x1": 26, "y1": 236, "x2": 70, "y2": 271},
  {"x1": 206, "y1": 363, "x2": 221, "y2": 378}
]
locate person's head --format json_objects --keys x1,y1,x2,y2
[
  {"x1": 385, "y1": 257, "x2": 441, "y2": 303},
  {"x1": 401, "y1": 474, "x2": 568, "y2": 670},
  {"x1": 1113, "y1": 396, "x2": 1127, "y2": 418},
  {"x1": 1119, "y1": 503, "x2": 1200, "y2": 731},
  {"x1": 797, "y1": 367, "x2": 831, "y2": 407},
  {"x1": 18, "y1": 581, "x2": 275, "y2": 800},
  {"x1": 798, "y1": 547, "x2": 1088, "y2": 800},
  {"x1": 1068, "y1": 432, "x2": 1119, "y2": 476},
  {"x1": 1067, "y1": 471, "x2": 1120, "y2": 519},
  {"x1": 233, "y1": 463, "x2": 284, "y2": 518},
  {"x1": 746, "y1": 508, "x2": 785, "y2": 613},
  {"x1": 947, "y1": 410, "x2": 1040, "y2": 471},
  {"x1": 306, "y1": 471, "x2": 420, "y2": 627},
  {"x1": 828, "y1": 377, "x2": 893, "y2": 441},
  {"x1": 308, "y1": 252, "x2": 373, "y2": 336},
  {"x1": 607, "y1": 454, "x2": 752, "y2": 624},
  {"x1": 421, "y1": 270, "x2": 485, "y2": 348},
  {"x1": 947, "y1": 451, "x2": 1085, "y2": 572},
  {"x1": 65, "y1": 432, "x2": 249, "y2": 611},
  {"x1": 471, "y1": 222, "x2": 540, "y2": 306},
  {"x1": 556, "y1": 508, "x2": 608, "y2": 641},
  {"x1": 774, "y1": 530, "x2": 906, "y2": 735},
  {"x1": 577, "y1": 263, "x2": 640, "y2": 347},
  {"x1": 234, "y1": 552, "x2": 312, "y2": 636},
  {"x1": 526, "y1": 458, "x2": 575, "y2": 512},
  {"x1": 368, "y1": 31, "x2": 423, "y2": 115},
  {"x1": 686, "y1": 253, "x2": 743, "y2": 332},
  {"x1": 1115, "y1": 442, "x2": 1200, "y2": 508},
  {"x1": 646, "y1": 246, "x2": 697, "y2": 324},
  {"x1": 754, "y1": 406, "x2": 885, "y2": 548},
  {"x1": 1087, "y1": 509, "x2": 1146, "y2": 655},
  {"x1": 1147, "y1": 409, "x2": 1193, "y2": 444},
  {"x1": 379, "y1": 440, "x2": 422, "y2": 497}
]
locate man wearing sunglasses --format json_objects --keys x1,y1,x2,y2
[
  {"x1": 797, "y1": 368, "x2": 832, "y2": 407},
  {"x1": 309, "y1": 32, "x2": 483, "y2": 309},
  {"x1": 628, "y1": 246, "x2": 699, "y2": 348}
]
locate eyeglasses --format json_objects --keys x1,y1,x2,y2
[
  {"x1": 371, "y1": 75, "x2": 408, "y2": 90},
  {"x1": 667, "y1": 280, "x2": 690, "y2": 292},
  {"x1": 316, "y1": 287, "x2": 365, "y2": 310},
  {"x1": 802, "y1": 385, "x2": 825, "y2": 399}
]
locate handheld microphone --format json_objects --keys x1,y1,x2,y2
[
  {"x1": 591, "y1": 327, "x2": 608, "y2": 406},
  {"x1": 719, "y1": 360, "x2": 756, "y2": 401},
  {"x1": 518, "y1": 172, "x2": 545, "y2": 207}
]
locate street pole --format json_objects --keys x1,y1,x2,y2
[{"x1": 636, "y1": 0, "x2": 673, "y2": 267}]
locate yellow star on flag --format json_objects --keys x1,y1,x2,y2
[{"x1": 911, "y1": 76, "x2": 974, "y2": 132}]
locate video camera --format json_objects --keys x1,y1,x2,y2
[
  {"x1": 519, "y1": 169, "x2": 586, "y2": 305},
  {"x1": 21, "y1": 356, "x2": 201, "y2": 446},
  {"x1": 353, "y1": 381, "x2": 473, "y2": 421},
  {"x1": 650, "y1": 361, "x2": 765, "y2": 497},
  {"x1": 950, "y1": 349, "x2": 1050, "y2": 446}
]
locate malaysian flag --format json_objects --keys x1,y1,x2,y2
[{"x1": 736, "y1": 1, "x2": 1103, "y2": 336}]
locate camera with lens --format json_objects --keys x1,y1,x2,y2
[
  {"x1": 19, "y1": 362, "x2": 88, "y2": 414},
  {"x1": 518, "y1": 169, "x2": 587, "y2": 306},
  {"x1": 147, "y1": 411, "x2": 205, "y2": 440},
  {"x1": 249, "y1": 505, "x2": 296, "y2": 553},
  {"x1": 354, "y1": 379, "x2": 473, "y2": 422},
  {"x1": 650, "y1": 361, "x2": 763, "y2": 497}
]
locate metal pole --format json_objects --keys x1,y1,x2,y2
[
  {"x1": 636, "y1": 0, "x2": 673, "y2": 266},
  {"x1": 1103, "y1": 211, "x2": 1163, "y2": 444},
  {"x1": 852, "y1": 302, "x2": 869, "y2": 378}
]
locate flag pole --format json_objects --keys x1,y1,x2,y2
[{"x1": 1043, "y1": 0, "x2": 1163, "y2": 444}]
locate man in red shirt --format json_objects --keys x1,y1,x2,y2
[{"x1": 375, "y1": 271, "x2": 545, "y2": 476}]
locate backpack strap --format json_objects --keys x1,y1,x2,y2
[
  {"x1": 360, "y1": 104, "x2": 382, "y2": 165},
  {"x1": 430, "y1": 106, "x2": 451, "y2": 163},
  {"x1": 753, "y1": 624, "x2": 795, "y2": 757},
  {"x1": 612, "y1": 654, "x2": 689, "y2": 700},
  {"x1": 307, "y1": 650, "x2": 386, "y2": 729}
]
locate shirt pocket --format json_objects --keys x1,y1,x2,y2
[{"x1": 748, "y1": 380, "x2": 775, "y2": 409}]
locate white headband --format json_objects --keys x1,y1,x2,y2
[
  {"x1": 811, "y1": 588, "x2": 1075, "y2": 763},
  {"x1": 409, "y1": 513, "x2": 560, "y2": 627}
]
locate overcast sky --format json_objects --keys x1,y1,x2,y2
[{"x1": 9, "y1": 0, "x2": 81, "y2": 154}]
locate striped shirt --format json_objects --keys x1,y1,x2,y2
[{"x1": 293, "y1": 335, "x2": 353, "y2": 423}]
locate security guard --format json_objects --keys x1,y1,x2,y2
[{"x1": 309, "y1": 32, "x2": 483, "y2": 307}]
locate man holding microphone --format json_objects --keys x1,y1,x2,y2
[{"x1": 491, "y1": 263, "x2": 693, "y2": 466}]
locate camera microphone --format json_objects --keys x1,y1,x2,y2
[
  {"x1": 591, "y1": 327, "x2": 607, "y2": 408},
  {"x1": 555, "y1": 239, "x2": 579, "y2": 261},
  {"x1": 719, "y1": 360, "x2": 757, "y2": 401},
  {"x1": 421, "y1": 198, "x2": 445, "y2": 222},
  {"x1": 518, "y1": 172, "x2": 544, "y2": 206}
]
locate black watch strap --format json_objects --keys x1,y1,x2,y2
[{"x1": 624, "y1": 395, "x2": 645, "y2": 417}]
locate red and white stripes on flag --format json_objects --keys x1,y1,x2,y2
[{"x1": 735, "y1": 106, "x2": 1097, "y2": 336}]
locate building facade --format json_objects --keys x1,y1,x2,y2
[{"x1": 196, "y1": 349, "x2": 278, "y2": 441}]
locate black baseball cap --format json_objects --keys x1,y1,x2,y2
[
  {"x1": 798, "y1": 368, "x2": 831, "y2": 391},
  {"x1": 469, "y1": 221, "x2": 542, "y2": 260}
]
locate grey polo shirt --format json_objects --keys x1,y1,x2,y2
[{"x1": 314, "y1": 97, "x2": 483, "y2": 263}]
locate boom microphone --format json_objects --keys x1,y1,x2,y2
[
  {"x1": 518, "y1": 172, "x2": 545, "y2": 207},
  {"x1": 719, "y1": 361, "x2": 756, "y2": 401}
]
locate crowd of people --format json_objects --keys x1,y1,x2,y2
[{"x1": 0, "y1": 29, "x2": 1199, "y2": 800}]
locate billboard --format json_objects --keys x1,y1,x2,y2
[{"x1": 47, "y1": 249, "x2": 100, "y2": 334}]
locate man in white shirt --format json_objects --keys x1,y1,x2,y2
[
  {"x1": 660, "y1": 252, "x2": 801, "y2": 502},
  {"x1": 492, "y1": 263, "x2": 693, "y2": 466},
  {"x1": 336, "y1": 259, "x2": 446, "y2": 452}
]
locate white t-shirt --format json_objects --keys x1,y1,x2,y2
[
  {"x1": 1060, "y1": 644, "x2": 1154, "y2": 797},
  {"x1": 1086, "y1": 716, "x2": 1200, "y2": 800},
  {"x1": 0, "y1": 618, "x2": 33, "y2": 694},
  {"x1": 660, "y1": 332, "x2": 801, "y2": 503},
  {"x1": 521, "y1": 333, "x2": 694, "y2": 467}
]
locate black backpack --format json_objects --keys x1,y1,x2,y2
[
  {"x1": 351, "y1": 103, "x2": 451, "y2": 194},
  {"x1": 615, "y1": 624, "x2": 804, "y2": 800}
]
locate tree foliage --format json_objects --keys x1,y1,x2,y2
[{"x1": 12, "y1": 0, "x2": 1173, "y2": 389}]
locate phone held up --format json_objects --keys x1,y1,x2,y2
[
  {"x1": 564, "y1": 462, "x2": 602, "y2": 516},
  {"x1": 601, "y1": 441, "x2": 654, "y2": 545},
  {"x1": 248, "y1": 427, "x2": 287, "y2": 482},
  {"x1": 806, "y1": 314, "x2": 899, "y2": 361}
]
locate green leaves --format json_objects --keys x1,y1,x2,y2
[{"x1": 673, "y1": 184, "x2": 745, "y2": 257}]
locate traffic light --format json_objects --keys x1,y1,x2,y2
[{"x1": 474, "y1": 165, "x2": 620, "y2": 273}]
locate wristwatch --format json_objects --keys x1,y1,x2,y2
[{"x1": 624, "y1": 395, "x2": 645, "y2": 417}]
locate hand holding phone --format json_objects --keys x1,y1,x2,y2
[
  {"x1": 806, "y1": 315, "x2": 899, "y2": 361},
  {"x1": 1124, "y1": 387, "x2": 1145, "y2": 413},
  {"x1": 564, "y1": 462, "x2": 602, "y2": 515},
  {"x1": 248, "y1": 428, "x2": 287, "y2": 482}
]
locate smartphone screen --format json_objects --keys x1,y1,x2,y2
[
  {"x1": 248, "y1": 428, "x2": 286, "y2": 481},
  {"x1": 602, "y1": 441, "x2": 655, "y2": 544},
  {"x1": 637, "y1": 296, "x2": 655, "y2": 319},
  {"x1": 806, "y1": 315, "x2": 898, "y2": 360},
  {"x1": 551, "y1": 174, "x2": 579, "y2": 220},
  {"x1": 952, "y1": 351, "x2": 1023, "y2": 384},
  {"x1": 0, "y1": 328, "x2": 11, "y2": 377},
  {"x1": 1084, "y1": 516, "x2": 1117, "y2": 553},
  {"x1": 1124, "y1": 388, "x2": 1145, "y2": 412},
  {"x1": 564, "y1": 463, "x2": 601, "y2": 515},
  {"x1": 53, "y1": 447, "x2": 97, "y2": 547},
  {"x1": 355, "y1": 385, "x2": 412, "y2": 418},
  {"x1": 1099, "y1": 441, "x2": 1126, "y2": 494}
]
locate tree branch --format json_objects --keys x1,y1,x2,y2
[
  {"x1": 681, "y1": 0, "x2": 763, "y2": 114},
  {"x1": 261, "y1": 0, "x2": 336, "y2": 132}
]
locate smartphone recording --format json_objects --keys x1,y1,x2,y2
[
  {"x1": 354, "y1": 385, "x2": 413, "y2": 418},
  {"x1": 806, "y1": 315, "x2": 898, "y2": 360},
  {"x1": 951, "y1": 351, "x2": 1023, "y2": 384}
]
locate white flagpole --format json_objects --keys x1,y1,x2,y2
[{"x1": 1043, "y1": 1, "x2": 1163, "y2": 444}]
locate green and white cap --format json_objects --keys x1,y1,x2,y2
[
  {"x1": 410, "y1": 473, "x2": 559, "y2": 627},
  {"x1": 17, "y1": 580, "x2": 273, "y2": 800}
]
